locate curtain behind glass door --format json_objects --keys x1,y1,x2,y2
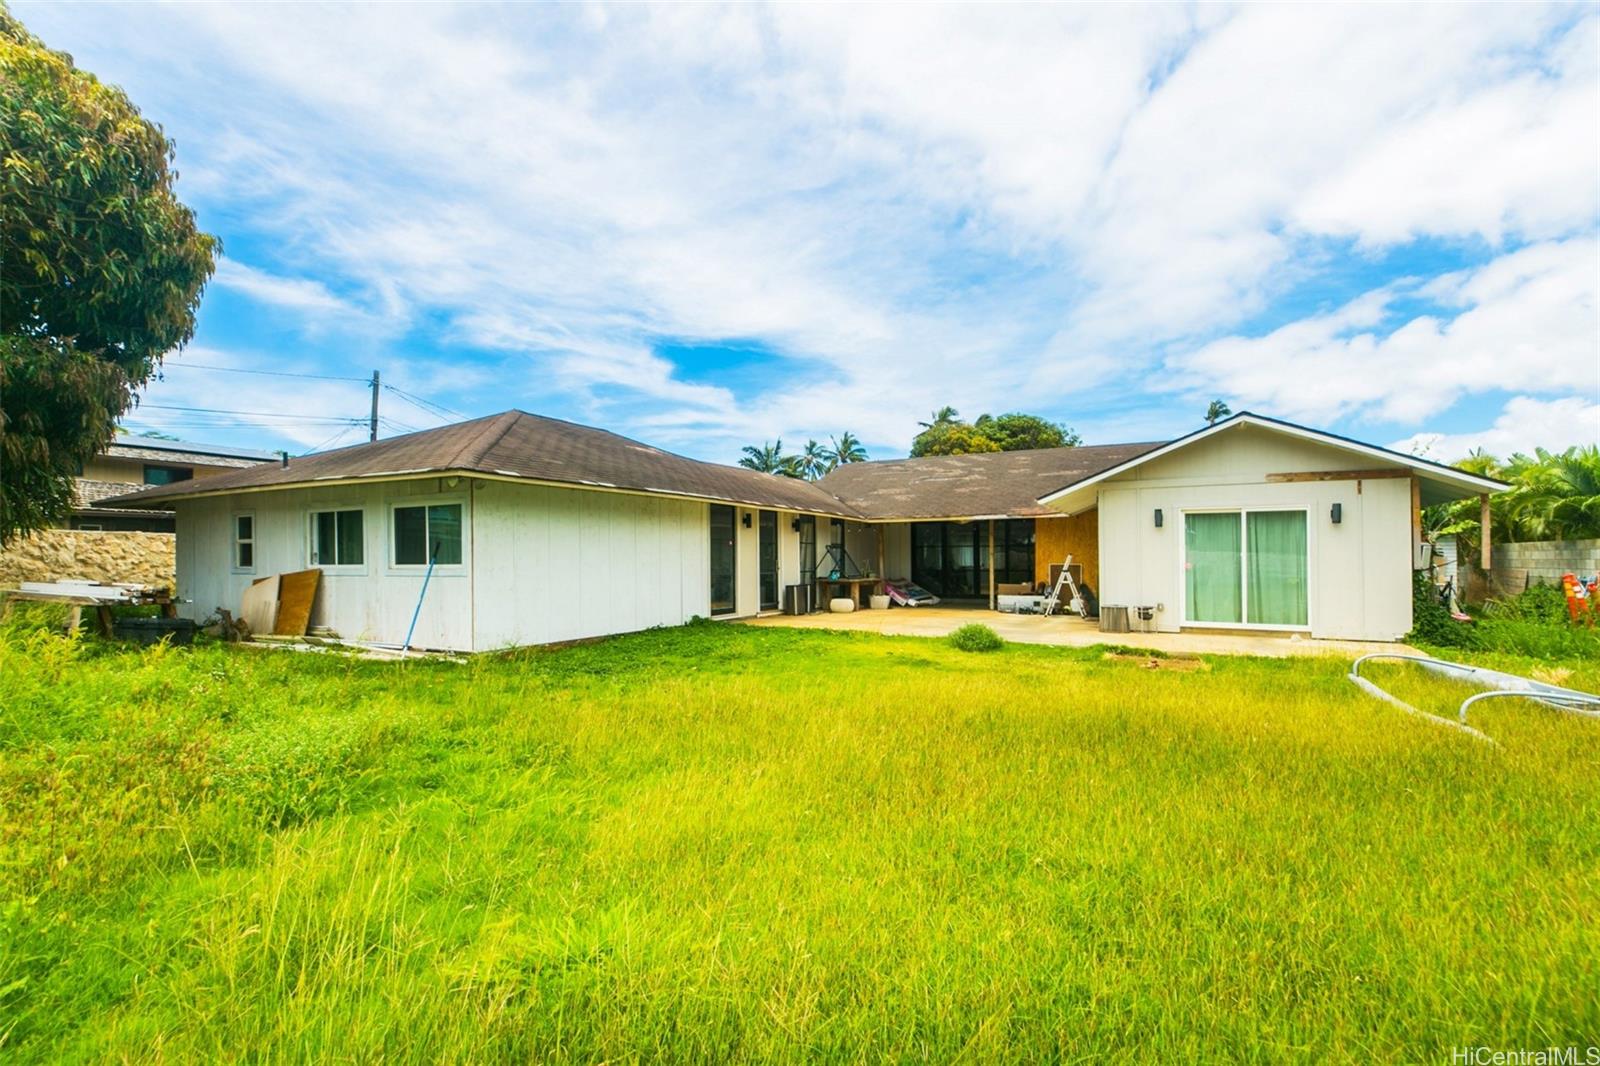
[{"x1": 1185, "y1": 513, "x2": 1243, "y2": 623}]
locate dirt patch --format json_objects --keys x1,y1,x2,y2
[{"x1": 1103, "y1": 652, "x2": 1208, "y2": 672}]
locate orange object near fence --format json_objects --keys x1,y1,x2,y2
[{"x1": 1562, "y1": 572, "x2": 1598, "y2": 627}]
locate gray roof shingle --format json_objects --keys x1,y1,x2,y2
[
  {"x1": 102, "y1": 411, "x2": 868, "y2": 517},
  {"x1": 102, "y1": 410, "x2": 1166, "y2": 520},
  {"x1": 812, "y1": 443, "x2": 1165, "y2": 519}
]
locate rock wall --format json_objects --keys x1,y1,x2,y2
[{"x1": 0, "y1": 529, "x2": 176, "y2": 589}]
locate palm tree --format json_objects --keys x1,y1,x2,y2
[
  {"x1": 795, "y1": 439, "x2": 830, "y2": 481},
  {"x1": 738, "y1": 440, "x2": 800, "y2": 478},
  {"x1": 1204, "y1": 399, "x2": 1232, "y2": 426},
  {"x1": 919, "y1": 406, "x2": 959, "y2": 429},
  {"x1": 821, "y1": 431, "x2": 867, "y2": 472}
]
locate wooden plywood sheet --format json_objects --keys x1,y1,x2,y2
[
  {"x1": 273, "y1": 568, "x2": 321, "y2": 636},
  {"x1": 1035, "y1": 510, "x2": 1100, "y2": 592},
  {"x1": 240, "y1": 575, "x2": 280, "y2": 636}
]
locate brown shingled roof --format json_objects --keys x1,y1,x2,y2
[
  {"x1": 101, "y1": 410, "x2": 866, "y2": 518},
  {"x1": 813, "y1": 442, "x2": 1165, "y2": 519}
]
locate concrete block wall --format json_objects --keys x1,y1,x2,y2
[
  {"x1": 0, "y1": 529, "x2": 176, "y2": 589},
  {"x1": 1464, "y1": 538, "x2": 1600, "y2": 601}
]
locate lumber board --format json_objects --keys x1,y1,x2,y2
[
  {"x1": 240, "y1": 575, "x2": 280, "y2": 636},
  {"x1": 272, "y1": 568, "x2": 322, "y2": 637},
  {"x1": 1265, "y1": 468, "x2": 1412, "y2": 483}
]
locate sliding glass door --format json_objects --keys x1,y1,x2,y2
[
  {"x1": 1184, "y1": 510, "x2": 1307, "y2": 628},
  {"x1": 710, "y1": 505, "x2": 736, "y2": 616}
]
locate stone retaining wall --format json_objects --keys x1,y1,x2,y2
[{"x1": 0, "y1": 529, "x2": 176, "y2": 589}]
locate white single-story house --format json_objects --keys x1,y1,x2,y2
[{"x1": 104, "y1": 410, "x2": 1506, "y2": 651}]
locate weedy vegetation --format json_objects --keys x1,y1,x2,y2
[{"x1": 1, "y1": 607, "x2": 1596, "y2": 1062}]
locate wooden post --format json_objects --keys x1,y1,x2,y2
[
  {"x1": 1479, "y1": 494, "x2": 1492, "y2": 571},
  {"x1": 987, "y1": 520, "x2": 997, "y2": 610},
  {"x1": 876, "y1": 526, "x2": 887, "y2": 596},
  {"x1": 1410, "y1": 476, "x2": 1422, "y2": 557}
]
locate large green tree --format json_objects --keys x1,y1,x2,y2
[
  {"x1": 0, "y1": 6, "x2": 218, "y2": 542},
  {"x1": 910, "y1": 410, "x2": 1080, "y2": 457},
  {"x1": 1425, "y1": 445, "x2": 1600, "y2": 554}
]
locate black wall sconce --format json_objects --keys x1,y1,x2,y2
[
  {"x1": 742, "y1": 512, "x2": 753, "y2": 529},
  {"x1": 791, "y1": 518, "x2": 801, "y2": 532},
  {"x1": 1153, "y1": 508, "x2": 1163, "y2": 528},
  {"x1": 1330, "y1": 503, "x2": 1343, "y2": 524}
]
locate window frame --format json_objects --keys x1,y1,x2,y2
[
  {"x1": 232, "y1": 511, "x2": 257, "y2": 574},
  {"x1": 386, "y1": 497, "x2": 468, "y2": 573},
  {"x1": 1178, "y1": 505, "x2": 1312, "y2": 632},
  {"x1": 307, "y1": 506, "x2": 368, "y2": 574}
]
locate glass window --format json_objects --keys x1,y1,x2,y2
[
  {"x1": 393, "y1": 503, "x2": 462, "y2": 566},
  {"x1": 144, "y1": 465, "x2": 193, "y2": 485},
  {"x1": 234, "y1": 513, "x2": 255, "y2": 571},
  {"x1": 1247, "y1": 511, "x2": 1308, "y2": 626},
  {"x1": 797, "y1": 516, "x2": 817, "y2": 584},
  {"x1": 1185, "y1": 513, "x2": 1242, "y2": 623},
  {"x1": 1184, "y1": 510, "x2": 1307, "y2": 627},
  {"x1": 311, "y1": 509, "x2": 364, "y2": 566}
]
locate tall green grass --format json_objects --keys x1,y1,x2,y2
[{"x1": 1, "y1": 615, "x2": 1596, "y2": 1062}]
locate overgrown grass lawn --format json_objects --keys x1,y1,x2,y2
[{"x1": 2, "y1": 620, "x2": 1597, "y2": 1061}]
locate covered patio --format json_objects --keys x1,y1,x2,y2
[{"x1": 742, "y1": 604, "x2": 1418, "y2": 659}]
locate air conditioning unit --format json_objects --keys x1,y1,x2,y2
[{"x1": 1414, "y1": 542, "x2": 1433, "y2": 571}]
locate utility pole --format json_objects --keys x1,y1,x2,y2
[{"x1": 369, "y1": 370, "x2": 380, "y2": 442}]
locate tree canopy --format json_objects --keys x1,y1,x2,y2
[
  {"x1": 1426, "y1": 445, "x2": 1600, "y2": 550},
  {"x1": 0, "y1": 6, "x2": 218, "y2": 541},
  {"x1": 910, "y1": 411, "x2": 1080, "y2": 457},
  {"x1": 737, "y1": 431, "x2": 868, "y2": 481}
]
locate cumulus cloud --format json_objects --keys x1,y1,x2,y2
[
  {"x1": 17, "y1": 1, "x2": 1598, "y2": 458},
  {"x1": 1165, "y1": 237, "x2": 1599, "y2": 425},
  {"x1": 1393, "y1": 396, "x2": 1600, "y2": 462}
]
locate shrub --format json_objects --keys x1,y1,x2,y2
[
  {"x1": 948, "y1": 623, "x2": 1004, "y2": 652},
  {"x1": 1407, "y1": 571, "x2": 1479, "y2": 649}
]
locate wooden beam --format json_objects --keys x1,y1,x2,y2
[
  {"x1": 1266, "y1": 468, "x2": 1413, "y2": 483},
  {"x1": 987, "y1": 519, "x2": 996, "y2": 610},
  {"x1": 1480, "y1": 493, "x2": 1492, "y2": 571}
]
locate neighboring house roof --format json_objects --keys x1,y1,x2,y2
[
  {"x1": 107, "y1": 434, "x2": 278, "y2": 467},
  {"x1": 814, "y1": 443, "x2": 1164, "y2": 520},
  {"x1": 102, "y1": 410, "x2": 868, "y2": 518},
  {"x1": 1036, "y1": 411, "x2": 1509, "y2": 511},
  {"x1": 72, "y1": 478, "x2": 173, "y2": 518}
]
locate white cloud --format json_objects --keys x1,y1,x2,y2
[
  {"x1": 1393, "y1": 396, "x2": 1600, "y2": 462},
  {"x1": 16, "y1": 1, "x2": 1599, "y2": 459},
  {"x1": 1165, "y1": 237, "x2": 1599, "y2": 425}
]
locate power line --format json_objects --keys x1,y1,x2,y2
[
  {"x1": 138, "y1": 403, "x2": 363, "y2": 422},
  {"x1": 383, "y1": 383, "x2": 468, "y2": 422},
  {"x1": 160, "y1": 362, "x2": 370, "y2": 383},
  {"x1": 302, "y1": 424, "x2": 364, "y2": 455}
]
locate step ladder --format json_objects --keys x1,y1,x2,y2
[{"x1": 1041, "y1": 556, "x2": 1087, "y2": 618}]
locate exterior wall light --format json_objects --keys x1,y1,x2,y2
[
  {"x1": 1154, "y1": 508, "x2": 1163, "y2": 528},
  {"x1": 1331, "y1": 503, "x2": 1343, "y2": 524},
  {"x1": 742, "y1": 512, "x2": 753, "y2": 529}
]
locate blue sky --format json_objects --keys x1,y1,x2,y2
[{"x1": 20, "y1": 2, "x2": 1599, "y2": 463}]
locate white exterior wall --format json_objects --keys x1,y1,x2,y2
[
  {"x1": 471, "y1": 480, "x2": 712, "y2": 650},
  {"x1": 175, "y1": 477, "x2": 851, "y2": 651},
  {"x1": 174, "y1": 477, "x2": 475, "y2": 651},
  {"x1": 1093, "y1": 426, "x2": 1413, "y2": 641}
]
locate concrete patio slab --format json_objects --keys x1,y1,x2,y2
[{"x1": 742, "y1": 605, "x2": 1419, "y2": 659}]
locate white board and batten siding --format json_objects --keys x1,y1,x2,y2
[
  {"x1": 1093, "y1": 425, "x2": 1414, "y2": 641},
  {"x1": 175, "y1": 478, "x2": 474, "y2": 650},
  {"x1": 175, "y1": 476, "x2": 851, "y2": 652},
  {"x1": 470, "y1": 479, "x2": 710, "y2": 649}
]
